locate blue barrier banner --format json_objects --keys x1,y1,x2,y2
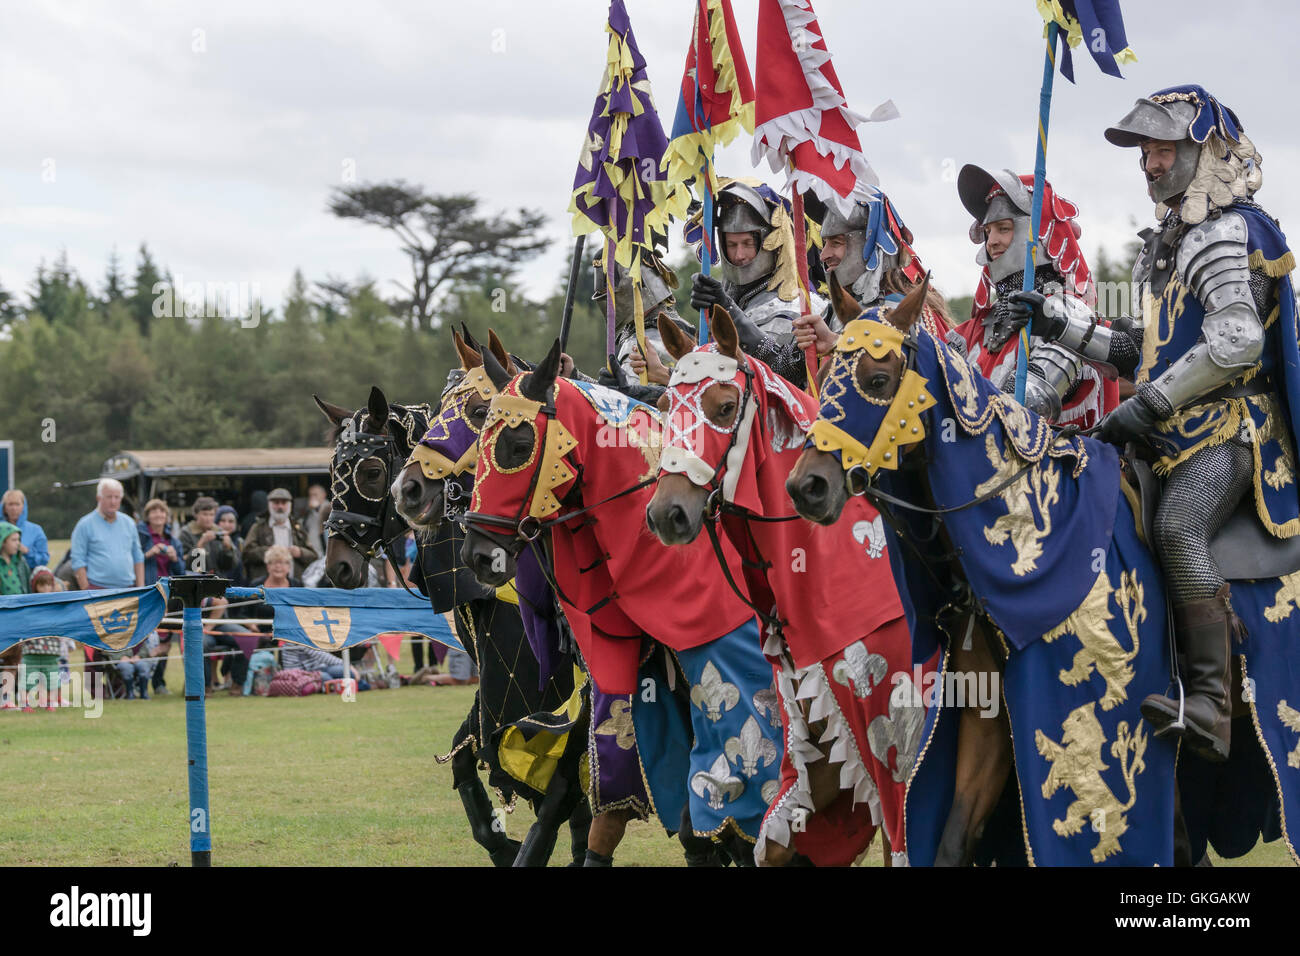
[
  {"x1": 260, "y1": 588, "x2": 463, "y2": 652},
  {"x1": 0, "y1": 582, "x2": 170, "y2": 653}
]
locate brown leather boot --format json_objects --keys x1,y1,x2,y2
[{"x1": 1140, "y1": 584, "x2": 1234, "y2": 763}]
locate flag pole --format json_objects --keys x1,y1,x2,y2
[
  {"x1": 1015, "y1": 19, "x2": 1060, "y2": 405},
  {"x1": 699, "y1": 160, "x2": 714, "y2": 344},
  {"x1": 788, "y1": 182, "x2": 818, "y2": 395},
  {"x1": 605, "y1": 236, "x2": 618, "y2": 365}
]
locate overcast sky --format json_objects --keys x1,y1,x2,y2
[{"x1": 2, "y1": 0, "x2": 1296, "y2": 314}]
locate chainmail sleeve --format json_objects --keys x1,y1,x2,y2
[{"x1": 745, "y1": 337, "x2": 808, "y2": 390}]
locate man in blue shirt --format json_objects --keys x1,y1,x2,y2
[{"x1": 70, "y1": 479, "x2": 144, "y2": 590}]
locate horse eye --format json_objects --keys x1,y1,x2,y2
[
  {"x1": 471, "y1": 406, "x2": 487, "y2": 419},
  {"x1": 869, "y1": 373, "x2": 890, "y2": 390},
  {"x1": 719, "y1": 402, "x2": 735, "y2": 418}
]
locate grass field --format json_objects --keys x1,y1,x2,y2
[{"x1": 1, "y1": 637, "x2": 1291, "y2": 867}]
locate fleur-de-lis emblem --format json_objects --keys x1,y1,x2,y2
[
  {"x1": 760, "y1": 778, "x2": 781, "y2": 805},
  {"x1": 832, "y1": 642, "x2": 889, "y2": 699},
  {"x1": 690, "y1": 754, "x2": 745, "y2": 810},
  {"x1": 724, "y1": 716, "x2": 780, "y2": 778},
  {"x1": 595, "y1": 698, "x2": 636, "y2": 750},
  {"x1": 578, "y1": 130, "x2": 605, "y2": 172},
  {"x1": 690, "y1": 661, "x2": 741, "y2": 722},
  {"x1": 868, "y1": 674, "x2": 927, "y2": 783},
  {"x1": 753, "y1": 685, "x2": 783, "y2": 730}
]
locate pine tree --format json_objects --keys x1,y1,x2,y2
[{"x1": 128, "y1": 243, "x2": 164, "y2": 338}]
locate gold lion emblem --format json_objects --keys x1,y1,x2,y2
[
  {"x1": 1042, "y1": 569, "x2": 1144, "y2": 710},
  {"x1": 1035, "y1": 702, "x2": 1148, "y2": 862}
]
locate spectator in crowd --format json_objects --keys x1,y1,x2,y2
[
  {"x1": 137, "y1": 498, "x2": 184, "y2": 695},
  {"x1": 2, "y1": 489, "x2": 49, "y2": 570},
  {"x1": 19, "y1": 567, "x2": 62, "y2": 710},
  {"x1": 243, "y1": 545, "x2": 301, "y2": 634},
  {"x1": 215, "y1": 506, "x2": 247, "y2": 585},
  {"x1": 241, "y1": 488, "x2": 317, "y2": 582},
  {"x1": 70, "y1": 479, "x2": 144, "y2": 590},
  {"x1": 0, "y1": 521, "x2": 29, "y2": 595},
  {"x1": 103, "y1": 638, "x2": 157, "y2": 700},
  {"x1": 180, "y1": 496, "x2": 237, "y2": 577},
  {"x1": 240, "y1": 490, "x2": 268, "y2": 538},
  {"x1": 303, "y1": 484, "x2": 329, "y2": 558},
  {"x1": 138, "y1": 499, "x2": 184, "y2": 584},
  {"x1": 280, "y1": 639, "x2": 359, "y2": 682},
  {"x1": 201, "y1": 596, "x2": 252, "y2": 695}
]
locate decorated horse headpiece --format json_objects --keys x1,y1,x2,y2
[
  {"x1": 465, "y1": 342, "x2": 582, "y2": 541},
  {"x1": 806, "y1": 281, "x2": 938, "y2": 485},
  {"x1": 324, "y1": 389, "x2": 431, "y2": 558},
  {"x1": 405, "y1": 328, "x2": 524, "y2": 520}
]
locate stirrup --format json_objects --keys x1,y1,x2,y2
[{"x1": 1153, "y1": 674, "x2": 1187, "y2": 736}]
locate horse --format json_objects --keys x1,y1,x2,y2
[
  {"x1": 644, "y1": 306, "x2": 927, "y2": 866},
  {"x1": 786, "y1": 276, "x2": 1300, "y2": 866},
  {"x1": 315, "y1": 381, "x2": 588, "y2": 867},
  {"x1": 453, "y1": 338, "x2": 784, "y2": 865}
]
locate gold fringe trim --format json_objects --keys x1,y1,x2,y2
[
  {"x1": 1248, "y1": 249, "x2": 1296, "y2": 278},
  {"x1": 1150, "y1": 400, "x2": 1244, "y2": 476},
  {"x1": 1238, "y1": 655, "x2": 1299, "y2": 865}
]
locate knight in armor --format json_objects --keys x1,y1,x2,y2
[
  {"x1": 1012, "y1": 86, "x2": 1300, "y2": 762},
  {"x1": 587, "y1": 245, "x2": 694, "y2": 405},
  {"x1": 955, "y1": 165, "x2": 1117, "y2": 426},
  {"x1": 688, "y1": 179, "x2": 813, "y2": 388},
  {"x1": 796, "y1": 192, "x2": 956, "y2": 359}
]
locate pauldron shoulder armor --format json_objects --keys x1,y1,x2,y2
[{"x1": 1176, "y1": 211, "x2": 1262, "y2": 370}]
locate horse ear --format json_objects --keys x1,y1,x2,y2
[
  {"x1": 658, "y1": 312, "x2": 694, "y2": 361},
  {"x1": 487, "y1": 328, "x2": 517, "y2": 374},
  {"x1": 481, "y1": 345, "x2": 513, "y2": 392},
  {"x1": 367, "y1": 386, "x2": 389, "y2": 434},
  {"x1": 828, "y1": 273, "x2": 861, "y2": 327},
  {"x1": 709, "y1": 305, "x2": 742, "y2": 362},
  {"x1": 521, "y1": 339, "x2": 563, "y2": 403},
  {"x1": 460, "y1": 323, "x2": 483, "y2": 354},
  {"x1": 453, "y1": 329, "x2": 482, "y2": 370},
  {"x1": 887, "y1": 272, "x2": 931, "y2": 332},
  {"x1": 314, "y1": 395, "x2": 351, "y2": 426}
]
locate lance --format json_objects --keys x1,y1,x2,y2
[
  {"x1": 698, "y1": 158, "x2": 715, "y2": 345},
  {"x1": 559, "y1": 234, "x2": 586, "y2": 355},
  {"x1": 1014, "y1": 19, "x2": 1060, "y2": 405}
]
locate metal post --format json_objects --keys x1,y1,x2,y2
[{"x1": 168, "y1": 573, "x2": 230, "y2": 867}]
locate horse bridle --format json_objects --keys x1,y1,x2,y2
[{"x1": 326, "y1": 415, "x2": 421, "y2": 595}]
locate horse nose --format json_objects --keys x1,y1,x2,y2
[
  {"x1": 328, "y1": 561, "x2": 354, "y2": 588},
  {"x1": 791, "y1": 472, "x2": 828, "y2": 512},
  {"x1": 666, "y1": 504, "x2": 692, "y2": 539},
  {"x1": 399, "y1": 477, "x2": 422, "y2": 508}
]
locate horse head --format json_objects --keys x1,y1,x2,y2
[
  {"x1": 646, "y1": 304, "x2": 757, "y2": 546},
  {"x1": 788, "y1": 274, "x2": 935, "y2": 525},
  {"x1": 392, "y1": 327, "x2": 516, "y2": 534},
  {"x1": 461, "y1": 338, "x2": 566, "y2": 588},
  {"x1": 316, "y1": 385, "x2": 431, "y2": 588}
]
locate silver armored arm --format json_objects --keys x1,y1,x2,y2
[
  {"x1": 1038, "y1": 293, "x2": 1119, "y2": 377},
  {"x1": 1143, "y1": 212, "x2": 1262, "y2": 413},
  {"x1": 1022, "y1": 341, "x2": 1087, "y2": 421}
]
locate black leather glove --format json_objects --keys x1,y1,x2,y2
[
  {"x1": 1095, "y1": 394, "x2": 1162, "y2": 446},
  {"x1": 689, "y1": 273, "x2": 771, "y2": 352},
  {"x1": 1006, "y1": 289, "x2": 1067, "y2": 341},
  {"x1": 597, "y1": 353, "x2": 664, "y2": 406},
  {"x1": 689, "y1": 273, "x2": 737, "y2": 313}
]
